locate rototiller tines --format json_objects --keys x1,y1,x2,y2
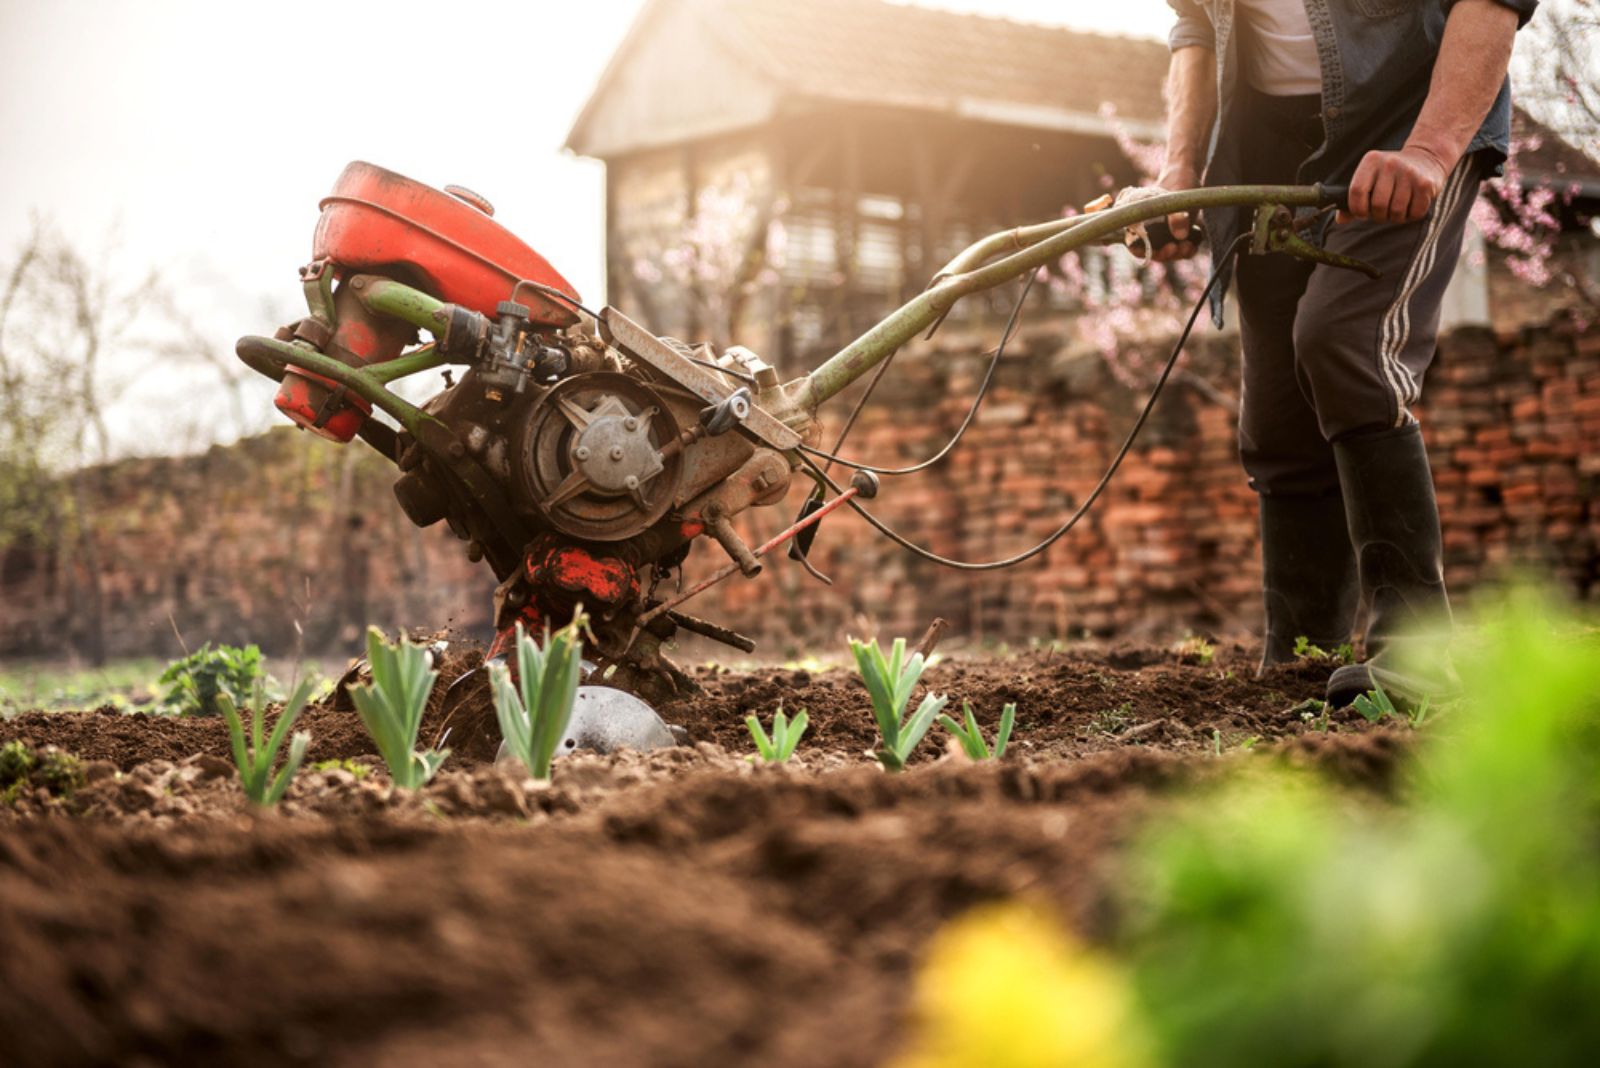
[{"x1": 237, "y1": 161, "x2": 1364, "y2": 706}]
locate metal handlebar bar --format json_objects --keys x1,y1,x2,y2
[{"x1": 785, "y1": 184, "x2": 1348, "y2": 415}]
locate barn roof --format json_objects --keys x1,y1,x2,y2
[
  {"x1": 567, "y1": 0, "x2": 1171, "y2": 158},
  {"x1": 704, "y1": 0, "x2": 1169, "y2": 127},
  {"x1": 568, "y1": 0, "x2": 1600, "y2": 202}
]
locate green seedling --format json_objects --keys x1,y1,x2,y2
[
  {"x1": 1291, "y1": 636, "x2": 1327, "y2": 660},
  {"x1": 1177, "y1": 636, "x2": 1216, "y2": 665},
  {"x1": 747, "y1": 702, "x2": 809, "y2": 764},
  {"x1": 310, "y1": 758, "x2": 370, "y2": 780},
  {"x1": 849, "y1": 636, "x2": 948, "y2": 772},
  {"x1": 347, "y1": 627, "x2": 448, "y2": 788},
  {"x1": 1, "y1": 740, "x2": 35, "y2": 806},
  {"x1": 0, "y1": 741, "x2": 84, "y2": 805},
  {"x1": 218, "y1": 678, "x2": 313, "y2": 807},
  {"x1": 1351, "y1": 681, "x2": 1431, "y2": 727},
  {"x1": 938, "y1": 700, "x2": 1016, "y2": 761},
  {"x1": 490, "y1": 614, "x2": 587, "y2": 782},
  {"x1": 1091, "y1": 702, "x2": 1134, "y2": 736},
  {"x1": 0, "y1": 740, "x2": 32, "y2": 785},
  {"x1": 1291, "y1": 637, "x2": 1356, "y2": 664},
  {"x1": 1291, "y1": 697, "x2": 1331, "y2": 733},
  {"x1": 1351, "y1": 682, "x2": 1397, "y2": 723}
]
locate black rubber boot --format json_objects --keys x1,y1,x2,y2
[
  {"x1": 1326, "y1": 424, "x2": 1456, "y2": 707},
  {"x1": 1257, "y1": 492, "x2": 1359, "y2": 674}
]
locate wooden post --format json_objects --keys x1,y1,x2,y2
[
  {"x1": 835, "y1": 114, "x2": 861, "y2": 340},
  {"x1": 683, "y1": 142, "x2": 702, "y2": 340}
]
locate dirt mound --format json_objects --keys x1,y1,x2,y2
[
  {"x1": 0, "y1": 644, "x2": 1413, "y2": 1066},
  {"x1": 0, "y1": 745, "x2": 1190, "y2": 1067}
]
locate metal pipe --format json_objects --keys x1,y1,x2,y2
[
  {"x1": 367, "y1": 343, "x2": 446, "y2": 384},
  {"x1": 349, "y1": 276, "x2": 453, "y2": 336},
  {"x1": 707, "y1": 512, "x2": 763, "y2": 577},
  {"x1": 793, "y1": 184, "x2": 1335, "y2": 413},
  {"x1": 932, "y1": 213, "x2": 1096, "y2": 282},
  {"x1": 236, "y1": 335, "x2": 434, "y2": 432}
]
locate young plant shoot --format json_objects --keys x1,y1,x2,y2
[
  {"x1": 1352, "y1": 680, "x2": 1431, "y2": 727},
  {"x1": 938, "y1": 700, "x2": 1016, "y2": 761},
  {"x1": 850, "y1": 636, "x2": 948, "y2": 771},
  {"x1": 347, "y1": 627, "x2": 448, "y2": 788},
  {"x1": 489, "y1": 613, "x2": 587, "y2": 782},
  {"x1": 747, "y1": 703, "x2": 809, "y2": 764},
  {"x1": 218, "y1": 677, "x2": 314, "y2": 807}
]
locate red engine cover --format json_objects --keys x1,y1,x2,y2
[{"x1": 313, "y1": 161, "x2": 581, "y2": 327}]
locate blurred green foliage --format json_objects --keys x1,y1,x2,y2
[
  {"x1": 158, "y1": 643, "x2": 269, "y2": 717},
  {"x1": 0, "y1": 658, "x2": 164, "y2": 717},
  {"x1": 1124, "y1": 587, "x2": 1600, "y2": 1066},
  {"x1": 1, "y1": 739, "x2": 84, "y2": 805}
]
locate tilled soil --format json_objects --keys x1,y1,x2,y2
[{"x1": 0, "y1": 644, "x2": 1409, "y2": 1067}]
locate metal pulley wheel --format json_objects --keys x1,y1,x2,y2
[{"x1": 516, "y1": 372, "x2": 683, "y2": 541}]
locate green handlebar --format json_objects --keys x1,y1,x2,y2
[{"x1": 791, "y1": 184, "x2": 1340, "y2": 415}]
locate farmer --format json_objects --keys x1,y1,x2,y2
[{"x1": 1148, "y1": 0, "x2": 1537, "y2": 705}]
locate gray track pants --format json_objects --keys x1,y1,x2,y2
[{"x1": 1234, "y1": 92, "x2": 1485, "y2": 497}]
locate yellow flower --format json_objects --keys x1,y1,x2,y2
[{"x1": 892, "y1": 901, "x2": 1150, "y2": 1068}]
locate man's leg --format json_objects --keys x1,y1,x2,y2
[
  {"x1": 1232, "y1": 90, "x2": 1360, "y2": 673},
  {"x1": 1236, "y1": 250, "x2": 1360, "y2": 671},
  {"x1": 1292, "y1": 155, "x2": 1485, "y2": 704}
]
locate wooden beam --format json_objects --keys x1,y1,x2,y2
[
  {"x1": 835, "y1": 116, "x2": 861, "y2": 338},
  {"x1": 683, "y1": 142, "x2": 702, "y2": 339}
]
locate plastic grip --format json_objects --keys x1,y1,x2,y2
[
  {"x1": 1316, "y1": 183, "x2": 1351, "y2": 211},
  {"x1": 1143, "y1": 216, "x2": 1206, "y2": 251}
]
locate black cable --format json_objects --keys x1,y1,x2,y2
[
  {"x1": 511, "y1": 279, "x2": 604, "y2": 322},
  {"x1": 687, "y1": 356, "x2": 757, "y2": 384},
  {"x1": 802, "y1": 233, "x2": 1250, "y2": 571},
  {"x1": 818, "y1": 341, "x2": 900, "y2": 477},
  {"x1": 798, "y1": 269, "x2": 1037, "y2": 476}
]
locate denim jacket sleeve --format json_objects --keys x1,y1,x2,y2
[
  {"x1": 1448, "y1": 0, "x2": 1538, "y2": 28},
  {"x1": 1167, "y1": 0, "x2": 1215, "y2": 52}
]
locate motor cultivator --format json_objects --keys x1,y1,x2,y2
[{"x1": 237, "y1": 161, "x2": 1362, "y2": 708}]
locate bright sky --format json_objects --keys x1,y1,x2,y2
[{"x1": 0, "y1": 0, "x2": 1176, "y2": 453}]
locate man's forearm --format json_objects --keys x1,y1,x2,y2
[
  {"x1": 1160, "y1": 46, "x2": 1218, "y2": 185},
  {"x1": 1405, "y1": 0, "x2": 1520, "y2": 169}
]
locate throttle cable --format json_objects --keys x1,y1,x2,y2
[{"x1": 799, "y1": 269, "x2": 1037, "y2": 475}]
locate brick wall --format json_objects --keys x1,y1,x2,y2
[
  {"x1": 2, "y1": 315, "x2": 1594, "y2": 663},
  {"x1": 0, "y1": 430, "x2": 496, "y2": 662},
  {"x1": 686, "y1": 312, "x2": 1599, "y2": 656}
]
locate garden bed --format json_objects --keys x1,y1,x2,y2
[{"x1": 0, "y1": 643, "x2": 1402, "y2": 1066}]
